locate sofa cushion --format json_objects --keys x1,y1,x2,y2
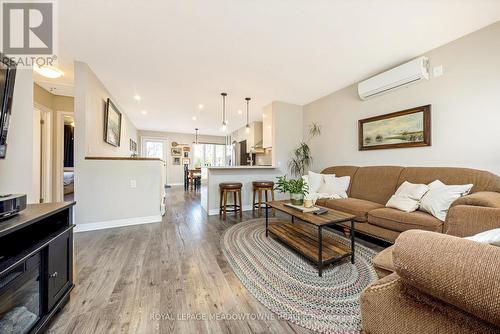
[
  {"x1": 398, "y1": 167, "x2": 500, "y2": 194},
  {"x1": 368, "y1": 208, "x2": 443, "y2": 233},
  {"x1": 349, "y1": 166, "x2": 404, "y2": 205},
  {"x1": 321, "y1": 198, "x2": 384, "y2": 222},
  {"x1": 372, "y1": 245, "x2": 395, "y2": 278}
]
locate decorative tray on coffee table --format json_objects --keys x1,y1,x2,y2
[{"x1": 283, "y1": 203, "x2": 320, "y2": 213}]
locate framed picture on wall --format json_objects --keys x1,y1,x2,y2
[
  {"x1": 171, "y1": 147, "x2": 182, "y2": 156},
  {"x1": 129, "y1": 139, "x2": 137, "y2": 153},
  {"x1": 183, "y1": 146, "x2": 191, "y2": 152},
  {"x1": 104, "y1": 98, "x2": 122, "y2": 147},
  {"x1": 172, "y1": 157, "x2": 181, "y2": 165},
  {"x1": 183, "y1": 152, "x2": 189, "y2": 158},
  {"x1": 183, "y1": 158, "x2": 190, "y2": 165},
  {"x1": 358, "y1": 105, "x2": 431, "y2": 151}
]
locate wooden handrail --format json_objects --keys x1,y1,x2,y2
[{"x1": 85, "y1": 156, "x2": 165, "y2": 163}]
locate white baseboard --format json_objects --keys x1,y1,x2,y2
[
  {"x1": 168, "y1": 183, "x2": 184, "y2": 186},
  {"x1": 74, "y1": 215, "x2": 162, "y2": 232},
  {"x1": 208, "y1": 205, "x2": 254, "y2": 216}
]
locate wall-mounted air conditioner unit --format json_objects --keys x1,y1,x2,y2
[{"x1": 358, "y1": 56, "x2": 429, "y2": 100}]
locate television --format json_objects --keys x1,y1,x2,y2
[{"x1": 0, "y1": 56, "x2": 16, "y2": 159}]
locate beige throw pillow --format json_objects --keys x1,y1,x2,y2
[
  {"x1": 386, "y1": 181, "x2": 429, "y2": 213},
  {"x1": 318, "y1": 175, "x2": 350, "y2": 198},
  {"x1": 419, "y1": 180, "x2": 473, "y2": 221}
]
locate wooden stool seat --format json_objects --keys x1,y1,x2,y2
[
  {"x1": 219, "y1": 182, "x2": 243, "y2": 189},
  {"x1": 219, "y1": 182, "x2": 242, "y2": 220},
  {"x1": 252, "y1": 180, "x2": 275, "y2": 215},
  {"x1": 252, "y1": 180, "x2": 274, "y2": 188}
]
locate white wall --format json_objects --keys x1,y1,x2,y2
[
  {"x1": 303, "y1": 22, "x2": 500, "y2": 175},
  {"x1": 0, "y1": 70, "x2": 39, "y2": 203},
  {"x1": 271, "y1": 101, "x2": 304, "y2": 174},
  {"x1": 138, "y1": 130, "x2": 225, "y2": 185},
  {"x1": 74, "y1": 62, "x2": 160, "y2": 229},
  {"x1": 74, "y1": 160, "x2": 163, "y2": 228}
]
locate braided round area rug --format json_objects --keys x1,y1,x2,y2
[{"x1": 222, "y1": 219, "x2": 378, "y2": 334}]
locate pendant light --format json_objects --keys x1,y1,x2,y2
[
  {"x1": 245, "y1": 97, "x2": 251, "y2": 134},
  {"x1": 193, "y1": 128, "x2": 199, "y2": 144},
  {"x1": 220, "y1": 92, "x2": 228, "y2": 132}
]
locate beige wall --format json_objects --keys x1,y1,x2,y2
[
  {"x1": 77, "y1": 67, "x2": 137, "y2": 157},
  {"x1": 74, "y1": 62, "x2": 162, "y2": 228},
  {"x1": 303, "y1": 22, "x2": 500, "y2": 175},
  {"x1": 138, "y1": 130, "x2": 225, "y2": 185},
  {"x1": 271, "y1": 101, "x2": 304, "y2": 174},
  {"x1": 0, "y1": 70, "x2": 38, "y2": 202}
]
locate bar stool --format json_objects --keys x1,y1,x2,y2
[
  {"x1": 252, "y1": 181, "x2": 275, "y2": 214},
  {"x1": 219, "y1": 182, "x2": 243, "y2": 220}
]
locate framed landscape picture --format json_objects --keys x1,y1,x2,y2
[
  {"x1": 359, "y1": 105, "x2": 431, "y2": 151},
  {"x1": 172, "y1": 157, "x2": 181, "y2": 165},
  {"x1": 104, "y1": 98, "x2": 122, "y2": 147},
  {"x1": 171, "y1": 147, "x2": 182, "y2": 156}
]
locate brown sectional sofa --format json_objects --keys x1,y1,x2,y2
[
  {"x1": 361, "y1": 230, "x2": 500, "y2": 334},
  {"x1": 316, "y1": 165, "x2": 500, "y2": 243}
]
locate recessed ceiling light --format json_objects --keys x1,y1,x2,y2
[
  {"x1": 141, "y1": 110, "x2": 147, "y2": 115},
  {"x1": 237, "y1": 109, "x2": 243, "y2": 115},
  {"x1": 198, "y1": 104, "x2": 204, "y2": 110},
  {"x1": 34, "y1": 65, "x2": 64, "y2": 79},
  {"x1": 192, "y1": 116, "x2": 197, "y2": 121},
  {"x1": 134, "y1": 94, "x2": 141, "y2": 101}
]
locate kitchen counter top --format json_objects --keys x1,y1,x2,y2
[{"x1": 205, "y1": 165, "x2": 275, "y2": 169}]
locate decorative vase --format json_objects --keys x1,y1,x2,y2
[{"x1": 290, "y1": 193, "x2": 304, "y2": 206}]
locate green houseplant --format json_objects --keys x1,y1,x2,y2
[
  {"x1": 275, "y1": 176, "x2": 309, "y2": 205},
  {"x1": 288, "y1": 123, "x2": 321, "y2": 177}
]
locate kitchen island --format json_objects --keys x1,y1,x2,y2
[{"x1": 201, "y1": 166, "x2": 286, "y2": 215}]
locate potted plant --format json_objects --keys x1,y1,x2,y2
[
  {"x1": 288, "y1": 123, "x2": 321, "y2": 177},
  {"x1": 275, "y1": 176, "x2": 309, "y2": 205}
]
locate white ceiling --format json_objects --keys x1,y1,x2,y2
[{"x1": 49, "y1": 0, "x2": 500, "y2": 135}]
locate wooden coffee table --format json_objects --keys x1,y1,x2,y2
[{"x1": 265, "y1": 200, "x2": 356, "y2": 276}]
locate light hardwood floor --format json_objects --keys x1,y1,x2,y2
[{"x1": 47, "y1": 186, "x2": 382, "y2": 334}]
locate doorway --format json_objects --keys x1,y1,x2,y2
[
  {"x1": 62, "y1": 115, "x2": 75, "y2": 202},
  {"x1": 54, "y1": 111, "x2": 75, "y2": 202},
  {"x1": 34, "y1": 107, "x2": 52, "y2": 203},
  {"x1": 141, "y1": 136, "x2": 168, "y2": 181}
]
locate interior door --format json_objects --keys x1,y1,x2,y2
[{"x1": 142, "y1": 137, "x2": 168, "y2": 183}]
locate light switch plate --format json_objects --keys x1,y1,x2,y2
[
  {"x1": 433, "y1": 65, "x2": 444, "y2": 78},
  {"x1": 130, "y1": 180, "x2": 137, "y2": 188}
]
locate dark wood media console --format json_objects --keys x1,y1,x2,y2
[{"x1": 0, "y1": 202, "x2": 75, "y2": 334}]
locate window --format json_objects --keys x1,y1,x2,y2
[
  {"x1": 193, "y1": 144, "x2": 226, "y2": 167},
  {"x1": 143, "y1": 139, "x2": 166, "y2": 160}
]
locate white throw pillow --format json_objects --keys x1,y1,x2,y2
[
  {"x1": 306, "y1": 192, "x2": 342, "y2": 204},
  {"x1": 318, "y1": 175, "x2": 350, "y2": 198},
  {"x1": 419, "y1": 180, "x2": 473, "y2": 221},
  {"x1": 386, "y1": 195, "x2": 420, "y2": 213},
  {"x1": 308, "y1": 171, "x2": 326, "y2": 193},
  {"x1": 385, "y1": 181, "x2": 429, "y2": 212},
  {"x1": 465, "y1": 228, "x2": 500, "y2": 247}
]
